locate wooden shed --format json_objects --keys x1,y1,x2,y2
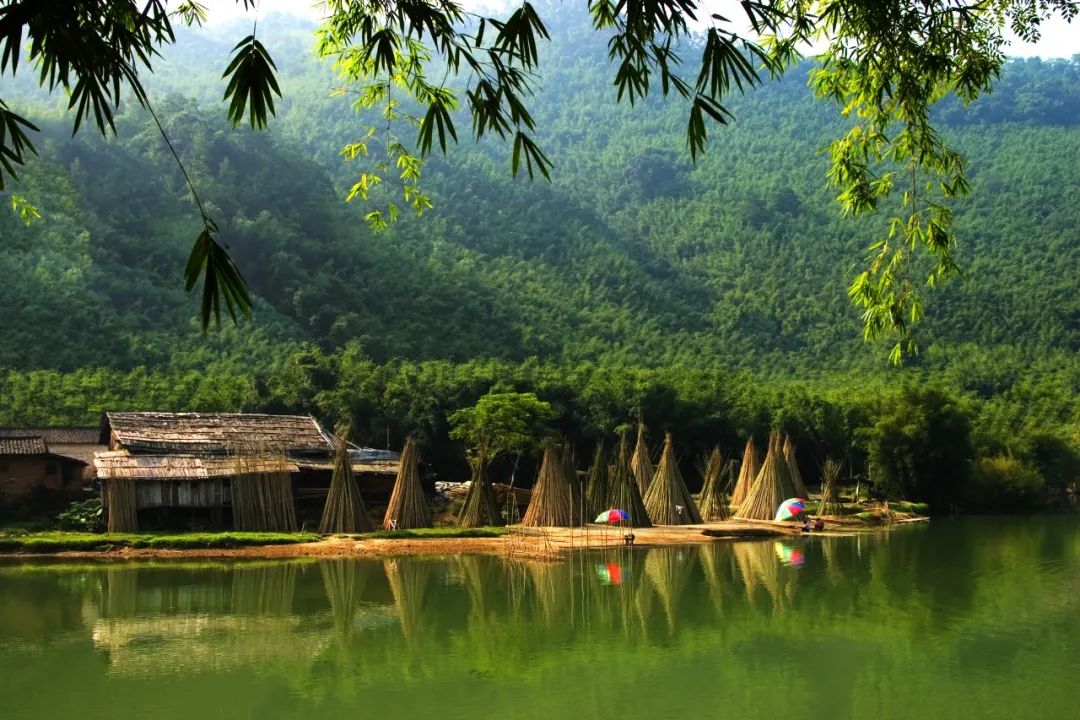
[
  {"x1": 0, "y1": 435, "x2": 87, "y2": 506},
  {"x1": 95, "y1": 412, "x2": 398, "y2": 530}
]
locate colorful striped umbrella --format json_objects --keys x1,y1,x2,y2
[
  {"x1": 594, "y1": 508, "x2": 630, "y2": 523},
  {"x1": 774, "y1": 498, "x2": 807, "y2": 522}
]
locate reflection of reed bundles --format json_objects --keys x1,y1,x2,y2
[
  {"x1": 232, "y1": 563, "x2": 298, "y2": 616},
  {"x1": 102, "y1": 568, "x2": 140, "y2": 618},
  {"x1": 522, "y1": 559, "x2": 576, "y2": 627},
  {"x1": 385, "y1": 558, "x2": 432, "y2": 642},
  {"x1": 730, "y1": 438, "x2": 760, "y2": 507},
  {"x1": 320, "y1": 559, "x2": 373, "y2": 631},
  {"x1": 457, "y1": 555, "x2": 500, "y2": 623},
  {"x1": 640, "y1": 548, "x2": 692, "y2": 633},
  {"x1": 731, "y1": 540, "x2": 783, "y2": 611},
  {"x1": 698, "y1": 543, "x2": 729, "y2": 613}
]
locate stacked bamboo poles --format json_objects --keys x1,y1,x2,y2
[
  {"x1": 783, "y1": 435, "x2": 810, "y2": 498},
  {"x1": 606, "y1": 431, "x2": 652, "y2": 527},
  {"x1": 584, "y1": 442, "x2": 609, "y2": 519},
  {"x1": 458, "y1": 446, "x2": 503, "y2": 527},
  {"x1": 696, "y1": 446, "x2": 731, "y2": 521},
  {"x1": 232, "y1": 442, "x2": 296, "y2": 532},
  {"x1": 734, "y1": 432, "x2": 794, "y2": 521},
  {"x1": 630, "y1": 423, "x2": 654, "y2": 495},
  {"x1": 319, "y1": 431, "x2": 373, "y2": 534},
  {"x1": 522, "y1": 442, "x2": 577, "y2": 527},
  {"x1": 105, "y1": 477, "x2": 138, "y2": 533},
  {"x1": 817, "y1": 458, "x2": 844, "y2": 516},
  {"x1": 383, "y1": 436, "x2": 431, "y2": 530},
  {"x1": 730, "y1": 438, "x2": 760, "y2": 507},
  {"x1": 643, "y1": 433, "x2": 702, "y2": 525}
]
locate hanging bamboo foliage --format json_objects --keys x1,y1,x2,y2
[
  {"x1": 818, "y1": 457, "x2": 844, "y2": 517},
  {"x1": 644, "y1": 433, "x2": 702, "y2": 525},
  {"x1": 734, "y1": 432, "x2": 794, "y2": 521},
  {"x1": 383, "y1": 436, "x2": 431, "y2": 530},
  {"x1": 231, "y1": 442, "x2": 296, "y2": 532},
  {"x1": 630, "y1": 422, "x2": 654, "y2": 495},
  {"x1": 730, "y1": 437, "x2": 760, "y2": 507},
  {"x1": 105, "y1": 477, "x2": 138, "y2": 533},
  {"x1": 783, "y1": 435, "x2": 809, "y2": 498},
  {"x1": 522, "y1": 441, "x2": 577, "y2": 527},
  {"x1": 584, "y1": 442, "x2": 609, "y2": 519},
  {"x1": 696, "y1": 446, "x2": 731, "y2": 521},
  {"x1": 606, "y1": 431, "x2": 652, "y2": 527},
  {"x1": 458, "y1": 446, "x2": 503, "y2": 527},
  {"x1": 319, "y1": 431, "x2": 373, "y2": 534}
]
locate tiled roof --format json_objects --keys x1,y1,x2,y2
[
  {"x1": 0, "y1": 427, "x2": 99, "y2": 444},
  {"x1": 0, "y1": 436, "x2": 48, "y2": 455}
]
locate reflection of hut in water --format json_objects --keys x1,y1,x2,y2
[{"x1": 385, "y1": 558, "x2": 433, "y2": 642}]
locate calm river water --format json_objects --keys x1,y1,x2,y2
[{"x1": 1, "y1": 516, "x2": 1078, "y2": 719}]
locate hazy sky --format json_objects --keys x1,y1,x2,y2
[{"x1": 207, "y1": 0, "x2": 1078, "y2": 59}]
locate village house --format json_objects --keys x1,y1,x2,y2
[
  {"x1": 94, "y1": 412, "x2": 399, "y2": 531},
  {"x1": 0, "y1": 434, "x2": 89, "y2": 506}
]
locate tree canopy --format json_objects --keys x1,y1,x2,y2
[{"x1": 1, "y1": 0, "x2": 1076, "y2": 357}]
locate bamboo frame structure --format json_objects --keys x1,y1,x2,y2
[
  {"x1": 458, "y1": 446, "x2": 504, "y2": 527},
  {"x1": 522, "y1": 442, "x2": 578, "y2": 527},
  {"x1": 606, "y1": 431, "x2": 652, "y2": 527},
  {"x1": 730, "y1": 437, "x2": 760, "y2": 507},
  {"x1": 783, "y1": 435, "x2": 809, "y2": 498},
  {"x1": 630, "y1": 422, "x2": 654, "y2": 495},
  {"x1": 734, "y1": 432, "x2": 795, "y2": 521},
  {"x1": 383, "y1": 436, "x2": 432, "y2": 530},
  {"x1": 105, "y1": 477, "x2": 138, "y2": 533},
  {"x1": 696, "y1": 446, "x2": 731, "y2": 521},
  {"x1": 319, "y1": 432, "x2": 373, "y2": 534},
  {"x1": 817, "y1": 457, "x2": 844, "y2": 517},
  {"x1": 643, "y1": 433, "x2": 702, "y2": 525}
]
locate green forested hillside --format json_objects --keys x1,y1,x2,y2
[{"x1": 2, "y1": 7, "x2": 1079, "y2": 507}]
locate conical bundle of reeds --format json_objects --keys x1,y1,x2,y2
[
  {"x1": 383, "y1": 436, "x2": 431, "y2": 530},
  {"x1": 606, "y1": 431, "x2": 652, "y2": 527},
  {"x1": 696, "y1": 446, "x2": 731, "y2": 521},
  {"x1": 643, "y1": 433, "x2": 702, "y2": 525},
  {"x1": 730, "y1": 437, "x2": 760, "y2": 507},
  {"x1": 630, "y1": 422, "x2": 654, "y2": 495},
  {"x1": 105, "y1": 477, "x2": 138, "y2": 533},
  {"x1": 458, "y1": 447, "x2": 504, "y2": 527},
  {"x1": 818, "y1": 457, "x2": 844, "y2": 517},
  {"x1": 734, "y1": 432, "x2": 794, "y2": 521},
  {"x1": 522, "y1": 442, "x2": 577, "y2": 527},
  {"x1": 319, "y1": 432, "x2": 373, "y2": 534},
  {"x1": 584, "y1": 442, "x2": 609, "y2": 519},
  {"x1": 783, "y1": 435, "x2": 809, "y2": 498},
  {"x1": 563, "y1": 441, "x2": 584, "y2": 525},
  {"x1": 231, "y1": 442, "x2": 297, "y2": 532}
]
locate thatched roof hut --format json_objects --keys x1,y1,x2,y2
[
  {"x1": 730, "y1": 437, "x2": 760, "y2": 507},
  {"x1": 696, "y1": 446, "x2": 731, "y2": 521},
  {"x1": 522, "y1": 442, "x2": 578, "y2": 527},
  {"x1": 630, "y1": 423, "x2": 654, "y2": 495},
  {"x1": 643, "y1": 433, "x2": 701, "y2": 525},
  {"x1": 734, "y1": 432, "x2": 795, "y2": 521},
  {"x1": 383, "y1": 437, "x2": 431, "y2": 530},
  {"x1": 606, "y1": 432, "x2": 652, "y2": 528}
]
